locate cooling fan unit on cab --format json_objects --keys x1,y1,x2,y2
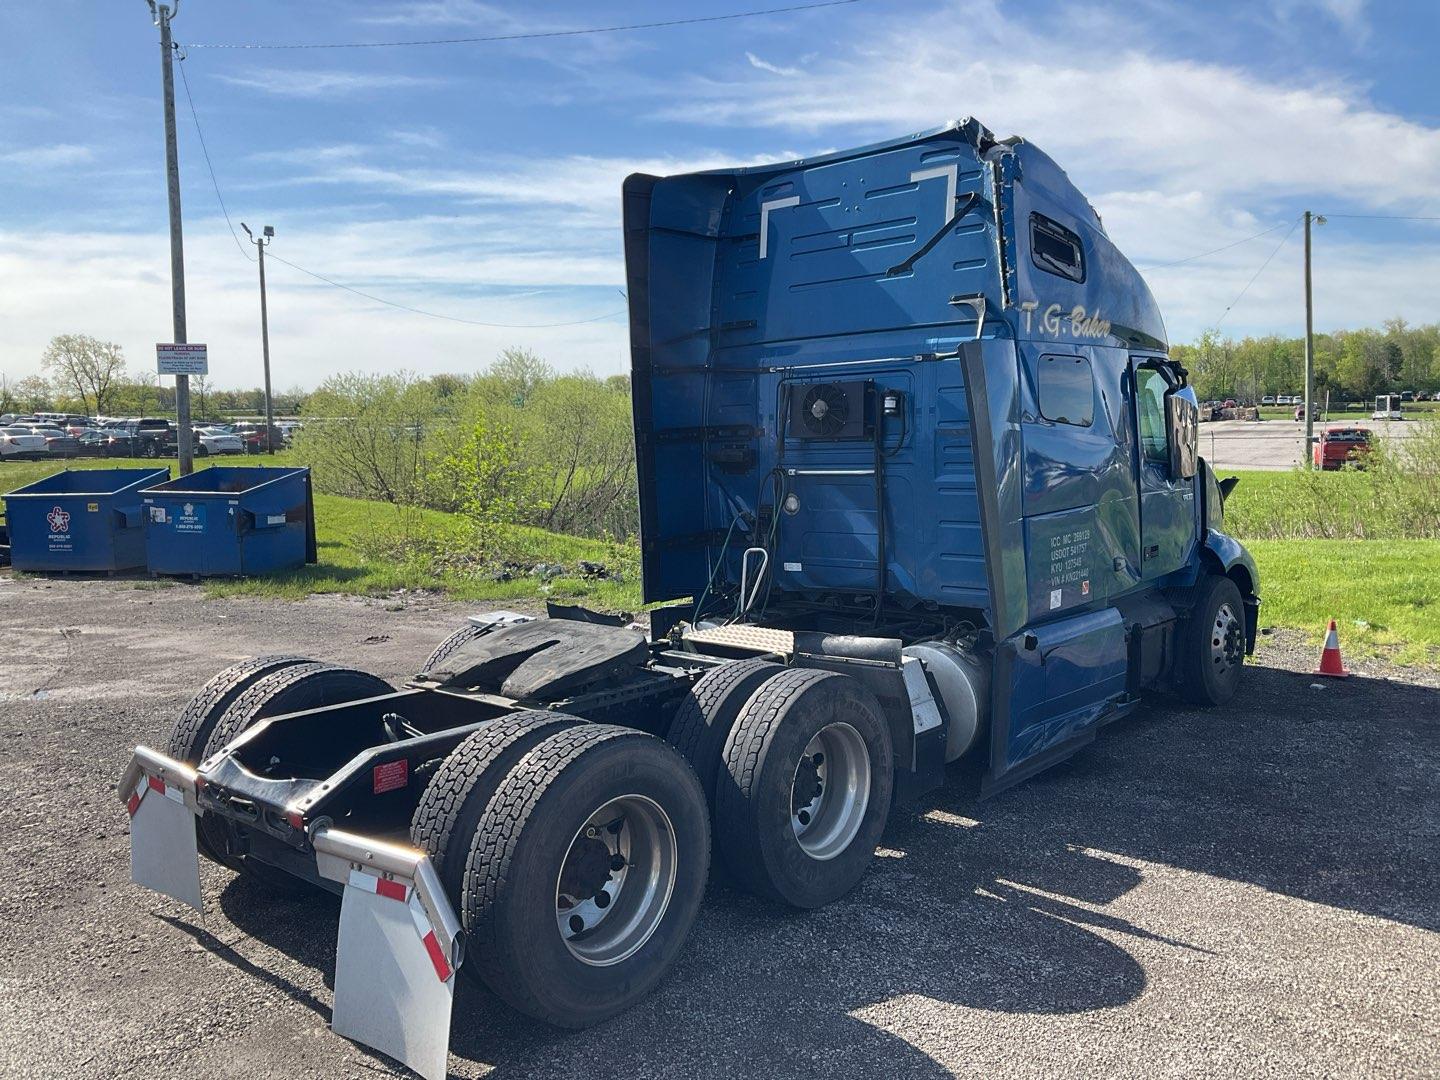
[{"x1": 789, "y1": 380, "x2": 871, "y2": 440}]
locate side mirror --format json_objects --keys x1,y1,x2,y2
[{"x1": 1166, "y1": 394, "x2": 1198, "y2": 479}]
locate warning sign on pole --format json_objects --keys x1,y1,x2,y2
[{"x1": 156, "y1": 343, "x2": 208, "y2": 375}]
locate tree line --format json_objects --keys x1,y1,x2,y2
[
  {"x1": 0, "y1": 334, "x2": 306, "y2": 419},
  {"x1": 1172, "y1": 319, "x2": 1439, "y2": 403}
]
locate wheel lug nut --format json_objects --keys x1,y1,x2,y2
[
  {"x1": 595, "y1": 891, "x2": 611, "y2": 909},
  {"x1": 812, "y1": 752, "x2": 824, "y2": 766},
  {"x1": 568, "y1": 914, "x2": 585, "y2": 934},
  {"x1": 610, "y1": 855, "x2": 626, "y2": 872},
  {"x1": 798, "y1": 809, "x2": 811, "y2": 826}
]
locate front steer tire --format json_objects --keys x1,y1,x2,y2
[
  {"x1": 1177, "y1": 574, "x2": 1246, "y2": 706},
  {"x1": 462, "y1": 725, "x2": 709, "y2": 1028},
  {"x1": 410, "y1": 710, "x2": 583, "y2": 913},
  {"x1": 716, "y1": 668, "x2": 894, "y2": 909}
]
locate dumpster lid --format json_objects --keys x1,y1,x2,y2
[{"x1": 5, "y1": 467, "x2": 170, "y2": 500}]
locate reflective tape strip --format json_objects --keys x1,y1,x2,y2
[
  {"x1": 347, "y1": 868, "x2": 409, "y2": 903},
  {"x1": 128, "y1": 774, "x2": 184, "y2": 817},
  {"x1": 408, "y1": 895, "x2": 452, "y2": 983}
]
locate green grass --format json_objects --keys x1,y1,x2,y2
[
  {"x1": 6, "y1": 456, "x2": 1437, "y2": 666},
  {"x1": 1, "y1": 456, "x2": 644, "y2": 611},
  {"x1": 1246, "y1": 539, "x2": 1440, "y2": 667}
]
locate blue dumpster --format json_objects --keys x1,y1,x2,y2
[
  {"x1": 3, "y1": 468, "x2": 170, "y2": 573},
  {"x1": 140, "y1": 466, "x2": 317, "y2": 577}
]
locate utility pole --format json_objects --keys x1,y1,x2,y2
[
  {"x1": 1301, "y1": 209, "x2": 1333, "y2": 466},
  {"x1": 242, "y1": 223, "x2": 276, "y2": 453},
  {"x1": 150, "y1": 0, "x2": 194, "y2": 474}
]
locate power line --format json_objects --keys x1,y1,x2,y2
[
  {"x1": 175, "y1": 55, "x2": 625, "y2": 330},
  {"x1": 1316, "y1": 212, "x2": 1440, "y2": 222},
  {"x1": 1136, "y1": 221, "x2": 1290, "y2": 271},
  {"x1": 1214, "y1": 215, "x2": 1302, "y2": 326},
  {"x1": 176, "y1": 53, "x2": 254, "y2": 262},
  {"x1": 179, "y1": 0, "x2": 865, "y2": 50},
  {"x1": 266, "y1": 251, "x2": 627, "y2": 329}
]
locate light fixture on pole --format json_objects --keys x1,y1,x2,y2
[{"x1": 241, "y1": 222, "x2": 276, "y2": 454}]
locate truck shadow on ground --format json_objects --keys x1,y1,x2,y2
[{"x1": 198, "y1": 661, "x2": 1437, "y2": 1079}]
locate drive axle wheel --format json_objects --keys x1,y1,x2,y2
[
  {"x1": 716, "y1": 668, "x2": 893, "y2": 908},
  {"x1": 463, "y1": 725, "x2": 708, "y2": 1028},
  {"x1": 411, "y1": 710, "x2": 582, "y2": 910},
  {"x1": 166, "y1": 655, "x2": 313, "y2": 866},
  {"x1": 665, "y1": 656, "x2": 783, "y2": 808}
]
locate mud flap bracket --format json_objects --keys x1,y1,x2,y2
[
  {"x1": 118, "y1": 746, "x2": 203, "y2": 913},
  {"x1": 314, "y1": 828, "x2": 465, "y2": 1080}
]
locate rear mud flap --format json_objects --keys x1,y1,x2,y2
[
  {"x1": 119, "y1": 749, "x2": 465, "y2": 1080},
  {"x1": 118, "y1": 748, "x2": 203, "y2": 912},
  {"x1": 315, "y1": 829, "x2": 465, "y2": 1080}
]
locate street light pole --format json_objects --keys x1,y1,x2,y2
[
  {"x1": 149, "y1": 0, "x2": 194, "y2": 475},
  {"x1": 242, "y1": 223, "x2": 276, "y2": 453}
]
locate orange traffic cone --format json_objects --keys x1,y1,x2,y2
[{"x1": 1314, "y1": 619, "x2": 1350, "y2": 677}]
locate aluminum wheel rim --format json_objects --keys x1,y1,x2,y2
[
  {"x1": 1212, "y1": 602, "x2": 1244, "y2": 674},
  {"x1": 555, "y1": 794, "x2": 676, "y2": 967},
  {"x1": 791, "y1": 722, "x2": 871, "y2": 861}
]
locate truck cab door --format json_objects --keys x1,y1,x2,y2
[{"x1": 1132, "y1": 360, "x2": 1197, "y2": 581}]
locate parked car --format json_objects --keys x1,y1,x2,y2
[
  {"x1": 1293, "y1": 403, "x2": 1318, "y2": 422},
  {"x1": 1, "y1": 426, "x2": 50, "y2": 459},
  {"x1": 1314, "y1": 425, "x2": 1372, "y2": 470},
  {"x1": 73, "y1": 429, "x2": 112, "y2": 457},
  {"x1": 232, "y1": 422, "x2": 287, "y2": 453},
  {"x1": 173, "y1": 426, "x2": 244, "y2": 457},
  {"x1": 27, "y1": 425, "x2": 81, "y2": 458},
  {"x1": 1260, "y1": 395, "x2": 1276, "y2": 406},
  {"x1": 1399, "y1": 390, "x2": 1414, "y2": 402},
  {"x1": 1222, "y1": 399, "x2": 1237, "y2": 409},
  {"x1": 104, "y1": 418, "x2": 172, "y2": 458}
]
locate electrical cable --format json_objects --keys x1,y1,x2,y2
[
  {"x1": 1135, "y1": 220, "x2": 1290, "y2": 271},
  {"x1": 1315, "y1": 212, "x2": 1440, "y2": 222},
  {"x1": 179, "y1": 1, "x2": 866, "y2": 50},
  {"x1": 176, "y1": 53, "x2": 253, "y2": 262},
  {"x1": 265, "y1": 251, "x2": 628, "y2": 328},
  {"x1": 1213, "y1": 215, "x2": 1302, "y2": 326},
  {"x1": 175, "y1": 51, "x2": 629, "y2": 329}
]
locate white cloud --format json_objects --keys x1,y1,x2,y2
[
  {"x1": 1, "y1": 143, "x2": 93, "y2": 167},
  {"x1": 654, "y1": 1, "x2": 1439, "y2": 211},
  {"x1": 745, "y1": 52, "x2": 801, "y2": 77},
  {"x1": 213, "y1": 68, "x2": 444, "y2": 100}
]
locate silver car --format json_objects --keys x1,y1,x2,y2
[{"x1": 0, "y1": 426, "x2": 49, "y2": 460}]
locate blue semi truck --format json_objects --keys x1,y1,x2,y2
[{"x1": 120, "y1": 120, "x2": 1257, "y2": 1079}]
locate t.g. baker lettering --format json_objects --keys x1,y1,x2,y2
[{"x1": 1019, "y1": 300, "x2": 1112, "y2": 340}]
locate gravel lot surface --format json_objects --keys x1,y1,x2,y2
[
  {"x1": 0, "y1": 577, "x2": 1436, "y2": 1079},
  {"x1": 1201, "y1": 416, "x2": 1420, "y2": 471}
]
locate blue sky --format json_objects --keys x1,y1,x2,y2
[{"x1": 2, "y1": 0, "x2": 1438, "y2": 389}]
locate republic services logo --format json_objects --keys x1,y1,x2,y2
[{"x1": 47, "y1": 506, "x2": 71, "y2": 533}]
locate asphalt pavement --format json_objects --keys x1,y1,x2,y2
[{"x1": 0, "y1": 577, "x2": 1436, "y2": 1079}]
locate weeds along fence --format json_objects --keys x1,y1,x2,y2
[
  {"x1": 1226, "y1": 419, "x2": 1440, "y2": 540},
  {"x1": 292, "y1": 362, "x2": 640, "y2": 548}
]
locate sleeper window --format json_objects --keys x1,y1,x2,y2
[
  {"x1": 1037, "y1": 355, "x2": 1094, "y2": 427},
  {"x1": 1030, "y1": 214, "x2": 1085, "y2": 282}
]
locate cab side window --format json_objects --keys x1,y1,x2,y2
[
  {"x1": 1030, "y1": 214, "x2": 1085, "y2": 282},
  {"x1": 1037, "y1": 354, "x2": 1094, "y2": 427},
  {"x1": 1135, "y1": 368, "x2": 1170, "y2": 466}
]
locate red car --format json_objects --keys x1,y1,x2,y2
[{"x1": 1313, "y1": 425, "x2": 1371, "y2": 470}]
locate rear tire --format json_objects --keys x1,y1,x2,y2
[
  {"x1": 167, "y1": 655, "x2": 312, "y2": 765},
  {"x1": 665, "y1": 657, "x2": 783, "y2": 810},
  {"x1": 462, "y1": 725, "x2": 709, "y2": 1028},
  {"x1": 410, "y1": 710, "x2": 582, "y2": 913},
  {"x1": 166, "y1": 655, "x2": 313, "y2": 867},
  {"x1": 1177, "y1": 574, "x2": 1246, "y2": 706},
  {"x1": 716, "y1": 668, "x2": 893, "y2": 908},
  {"x1": 422, "y1": 622, "x2": 490, "y2": 673},
  {"x1": 197, "y1": 664, "x2": 394, "y2": 875}
]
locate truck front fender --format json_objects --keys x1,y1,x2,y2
[{"x1": 1203, "y1": 528, "x2": 1260, "y2": 651}]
